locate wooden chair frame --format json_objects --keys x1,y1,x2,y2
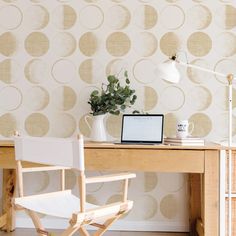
[{"x1": 13, "y1": 135, "x2": 135, "y2": 236}]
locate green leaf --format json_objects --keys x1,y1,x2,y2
[
  {"x1": 91, "y1": 90, "x2": 99, "y2": 96},
  {"x1": 121, "y1": 104, "x2": 126, "y2": 110},
  {"x1": 88, "y1": 70, "x2": 137, "y2": 116}
]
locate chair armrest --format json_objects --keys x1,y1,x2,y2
[
  {"x1": 22, "y1": 166, "x2": 71, "y2": 173},
  {"x1": 85, "y1": 172, "x2": 136, "y2": 184}
]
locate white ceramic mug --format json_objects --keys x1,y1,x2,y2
[{"x1": 176, "y1": 120, "x2": 194, "y2": 138}]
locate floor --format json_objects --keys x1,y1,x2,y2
[{"x1": 0, "y1": 229, "x2": 189, "y2": 236}]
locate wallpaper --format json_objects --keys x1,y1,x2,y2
[{"x1": 0, "y1": 0, "x2": 235, "y2": 231}]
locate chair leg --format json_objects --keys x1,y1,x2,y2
[
  {"x1": 61, "y1": 225, "x2": 80, "y2": 236},
  {"x1": 78, "y1": 226, "x2": 90, "y2": 236},
  {"x1": 26, "y1": 210, "x2": 47, "y2": 236},
  {"x1": 93, "y1": 216, "x2": 120, "y2": 236}
]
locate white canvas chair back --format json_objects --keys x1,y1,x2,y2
[
  {"x1": 14, "y1": 136, "x2": 84, "y2": 171},
  {"x1": 13, "y1": 135, "x2": 136, "y2": 236}
]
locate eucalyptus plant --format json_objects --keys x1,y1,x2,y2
[{"x1": 88, "y1": 71, "x2": 137, "y2": 116}]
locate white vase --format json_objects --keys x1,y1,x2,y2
[{"x1": 85, "y1": 114, "x2": 107, "y2": 142}]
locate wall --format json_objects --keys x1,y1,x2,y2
[{"x1": 0, "y1": 0, "x2": 235, "y2": 231}]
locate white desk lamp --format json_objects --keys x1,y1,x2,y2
[{"x1": 155, "y1": 55, "x2": 235, "y2": 236}]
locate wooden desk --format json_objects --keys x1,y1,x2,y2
[{"x1": 0, "y1": 141, "x2": 222, "y2": 236}]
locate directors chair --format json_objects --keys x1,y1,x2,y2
[{"x1": 13, "y1": 135, "x2": 136, "y2": 236}]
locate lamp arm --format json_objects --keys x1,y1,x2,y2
[{"x1": 176, "y1": 59, "x2": 227, "y2": 78}]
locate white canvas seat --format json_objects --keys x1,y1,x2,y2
[
  {"x1": 13, "y1": 135, "x2": 135, "y2": 236},
  {"x1": 15, "y1": 190, "x2": 96, "y2": 219}
]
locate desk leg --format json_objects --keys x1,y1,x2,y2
[
  {"x1": 2, "y1": 169, "x2": 16, "y2": 232},
  {"x1": 189, "y1": 173, "x2": 201, "y2": 236},
  {"x1": 203, "y1": 150, "x2": 220, "y2": 236}
]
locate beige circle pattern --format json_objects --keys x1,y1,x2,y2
[
  {"x1": 52, "y1": 5, "x2": 76, "y2": 30},
  {"x1": 160, "y1": 5, "x2": 185, "y2": 30},
  {"x1": 0, "y1": 32, "x2": 17, "y2": 56},
  {"x1": 133, "y1": 59, "x2": 156, "y2": 84},
  {"x1": 187, "y1": 32, "x2": 212, "y2": 57},
  {"x1": 25, "y1": 86, "x2": 49, "y2": 111},
  {"x1": 107, "y1": 5, "x2": 130, "y2": 30},
  {"x1": 131, "y1": 173, "x2": 158, "y2": 192},
  {"x1": 164, "y1": 113, "x2": 178, "y2": 138},
  {"x1": 79, "y1": 114, "x2": 92, "y2": 138},
  {"x1": 80, "y1": 5, "x2": 104, "y2": 30},
  {"x1": 52, "y1": 59, "x2": 76, "y2": 84},
  {"x1": 133, "y1": 32, "x2": 157, "y2": 57},
  {"x1": 0, "y1": 59, "x2": 20, "y2": 84},
  {"x1": 189, "y1": 113, "x2": 212, "y2": 137},
  {"x1": 215, "y1": 4, "x2": 236, "y2": 30},
  {"x1": 106, "y1": 114, "x2": 122, "y2": 138},
  {"x1": 51, "y1": 86, "x2": 77, "y2": 111},
  {"x1": 25, "y1": 59, "x2": 49, "y2": 84},
  {"x1": 52, "y1": 32, "x2": 76, "y2": 57},
  {"x1": 50, "y1": 113, "x2": 76, "y2": 137},
  {"x1": 0, "y1": 5, "x2": 23, "y2": 30},
  {"x1": 25, "y1": 32, "x2": 49, "y2": 57},
  {"x1": 187, "y1": 5, "x2": 212, "y2": 30},
  {"x1": 133, "y1": 5, "x2": 158, "y2": 30},
  {"x1": 0, "y1": 113, "x2": 17, "y2": 137},
  {"x1": 214, "y1": 59, "x2": 236, "y2": 84},
  {"x1": 160, "y1": 32, "x2": 182, "y2": 56},
  {"x1": 0, "y1": 86, "x2": 22, "y2": 111},
  {"x1": 106, "y1": 59, "x2": 129, "y2": 77},
  {"x1": 79, "y1": 59, "x2": 103, "y2": 84},
  {"x1": 106, "y1": 32, "x2": 131, "y2": 57},
  {"x1": 187, "y1": 86, "x2": 212, "y2": 111},
  {"x1": 131, "y1": 195, "x2": 157, "y2": 220},
  {"x1": 136, "y1": 86, "x2": 158, "y2": 111},
  {"x1": 160, "y1": 86, "x2": 185, "y2": 111},
  {"x1": 187, "y1": 59, "x2": 212, "y2": 84},
  {"x1": 160, "y1": 194, "x2": 178, "y2": 219},
  {"x1": 215, "y1": 32, "x2": 236, "y2": 57},
  {"x1": 25, "y1": 113, "x2": 49, "y2": 137},
  {"x1": 24, "y1": 5, "x2": 49, "y2": 30},
  {"x1": 79, "y1": 32, "x2": 98, "y2": 57}
]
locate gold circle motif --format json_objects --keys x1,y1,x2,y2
[
  {"x1": 134, "y1": 5, "x2": 157, "y2": 30},
  {"x1": 52, "y1": 5, "x2": 76, "y2": 30},
  {"x1": 160, "y1": 32, "x2": 181, "y2": 56},
  {"x1": 79, "y1": 32, "x2": 98, "y2": 57},
  {"x1": 25, "y1": 113, "x2": 49, "y2": 137},
  {"x1": 25, "y1": 32, "x2": 49, "y2": 57},
  {"x1": 106, "y1": 32, "x2": 131, "y2": 56},
  {"x1": 0, "y1": 32, "x2": 17, "y2": 56},
  {"x1": 189, "y1": 113, "x2": 212, "y2": 137},
  {"x1": 160, "y1": 194, "x2": 178, "y2": 219},
  {"x1": 187, "y1": 32, "x2": 212, "y2": 57},
  {"x1": 0, "y1": 59, "x2": 20, "y2": 84},
  {"x1": 0, "y1": 113, "x2": 17, "y2": 137}
]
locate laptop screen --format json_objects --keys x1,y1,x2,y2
[{"x1": 121, "y1": 114, "x2": 164, "y2": 144}]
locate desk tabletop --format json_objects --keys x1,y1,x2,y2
[{"x1": 0, "y1": 139, "x2": 225, "y2": 150}]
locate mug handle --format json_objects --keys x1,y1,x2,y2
[
  {"x1": 84, "y1": 115, "x2": 92, "y2": 131},
  {"x1": 188, "y1": 122, "x2": 194, "y2": 135}
]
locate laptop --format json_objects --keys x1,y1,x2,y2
[{"x1": 119, "y1": 114, "x2": 164, "y2": 145}]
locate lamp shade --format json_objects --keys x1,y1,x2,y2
[{"x1": 154, "y1": 60, "x2": 180, "y2": 83}]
